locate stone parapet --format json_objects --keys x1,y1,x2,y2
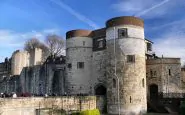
[{"x1": 146, "y1": 58, "x2": 181, "y2": 65}]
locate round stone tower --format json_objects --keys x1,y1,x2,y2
[
  {"x1": 11, "y1": 50, "x2": 30, "y2": 75},
  {"x1": 66, "y1": 29, "x2": 93, "y2": 95},
  {"x1": 106, "y1": 16, "x2": 147, "y2": 114}
]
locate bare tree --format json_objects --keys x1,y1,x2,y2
[
  {"x1": 24, "y1": 38, "x2": 44, "y2": 51},
  {"x1": 45, "y1": 34, "x2": 65, "y2": 56},
  {"x1": 24, "y1": 35, "x2": 65, "y2": 62},
  {"x1": 24, "y1": 38, "x2": 49, "y2": 62}
]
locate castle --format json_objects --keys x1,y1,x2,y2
[{"x1": 0, "y1": 16, "x2": 185, "y2": 115}]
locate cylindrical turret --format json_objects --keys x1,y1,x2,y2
[
  {"x1": 66, "y1": 29, "x2": 93, "y2": 95},
  {"x1": 11, "y1": 50, "x2": 30, "y2": 75},
  {"x1": 106, "y1": 16, "x2": 147, "y2": 114}
]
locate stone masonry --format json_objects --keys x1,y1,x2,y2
[
  {"x1": 0, "y1": 96, "x2": 96, "y2": 115},
  {"x1": 0, "y1": 16, "x2": 184, "y2": 115}
]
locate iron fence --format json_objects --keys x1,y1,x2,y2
[{"x1": 158, "y1": 92, "x2": 185, "y2": 99}]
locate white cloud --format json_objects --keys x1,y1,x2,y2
[
  {"x1": 153, "y1": 20, "x2": 185, "y2": 65},
  {"x1": 136, "y1": 0, "x2": 170, "y2": 17},
  {"x1": 0, "y1": 28, "x2": 61, "y2": 48},
  {"x1": 49, "y1": 0, "x2": 99, "y2": 29},
  {"x1": 0, "y1": 28, "x2": 61, "y2": 61},
  {"x1": 112, "y1": 0, "x2": 173, "y2": 18},
  {"x1": 150, "y1": 19, "x2": 185, "y2": 31},
  {"x1": 112, "y1": 0, "x2": 153, "y2": 13}
]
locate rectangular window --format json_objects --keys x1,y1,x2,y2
[
  {"x1": 68, "y1": 63, "x2": 72, "y2": 69},
  {"x1": 154, "y1": 71, "x2": 157, "y2": 76},
  {"x1": 83, "y1": 41, "x2": 85, "y2": 46},
  {"x1": 147, "y1": 43, "x2": 152, "y2": 51},
  {"x1": 98, "y1": 40, "x2": 103, "y2": 48},
  {"x1": 118, "y1": 28, "x2": 128, "y2": 38},
  {"x1": 127, "y1": 55, "x2": 135, "y2": 63},
  {"x1": 77, "y1": 62, "x2": 84, "y2": 69},
  {"x1": 150, "y1": 70, "x2": 153, "y2": 77}
]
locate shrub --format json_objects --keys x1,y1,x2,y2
[
  {"x1": 79, "y1": 109, "x2": 100, "y2": 115},
  {"x1": 71, "y1": 109, "x2": 100, "y2": 115},
  {"x1": 180, "y1": 101, "x2": 185, "y2": 115}
]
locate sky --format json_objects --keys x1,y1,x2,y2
[{"x1": 0, "y1": 0, "x2": 185, "y2": 64}]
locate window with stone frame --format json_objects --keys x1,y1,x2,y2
[
  {"x1": 150, "y1": 70, "x2": 157, "y2": 78},
  {"x1": 150, "y1": 70, "x2": 153, "y2": 77},
  {"x1": 98, "y1": 40, "x2": 103, "y2": 48},
  {"x1": 96, "y1": 38, "x2": 104, "y2": 48},
  {"x1": 83, "y1": 41, "x2": 85, "y2": 46},
  {"x1": 127, "y1": 55, "x2": 135, "y2": 63},
  {"x1": 154, "y1": 71, "x2": 157, "y2": 76},
  {"x1": 147, "y1": 43, "x2": 152, "y2": 51},
  {"x1": 118, "y1": 28, "x2": 128, "y2": 38},
  {"x1": 68, "y1": 63, "x2": 72, "y2": 69},
  {"x1": 77, "y1": 62, "x2": 84, "y2": 69}
]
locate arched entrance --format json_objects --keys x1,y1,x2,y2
[
  {"x1": 95, "y1": 84, "x2": 107, "y2": 113},
  {"x1": 149, "y1": 84, "x2": 158, "y2": 101},
  {"x1": 95, "y1": 85, "x2": 106, "y2": 96},
  {"x1": 52, "y1": 71, "x2": 60, "y2": 96}
]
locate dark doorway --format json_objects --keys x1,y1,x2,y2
[
  {"x1": 150, "y1": 84, "x2": 158, "y2": 101},
  {"x1": 95, "y1": 85, "x2": 106, "y2": 95},
  {"x1": 52, "y1": 71, "x2": 60, "y2": 96},
  {"x1": 95, "y1": 85, "x2": 107, "y2": 113}
]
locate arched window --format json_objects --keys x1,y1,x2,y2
[
  {"x1": 142, "y1": 78, "x2": 145, "y2": 88},
  {"x1": 113, "y1": 79, "x2": 116, "y2": 88}
]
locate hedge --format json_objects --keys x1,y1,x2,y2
[{"x1": 72, "y1": 109, "x2": 100, "y2": 115}]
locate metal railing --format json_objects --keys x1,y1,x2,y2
[{"x1": 158, "y1": 92, "x2": 185, "y2": 99}]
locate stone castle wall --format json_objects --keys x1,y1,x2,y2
[
  {"x1": 11, "y1": 48, "x2": 42, "y2": 76},
  {"x1": 92, "y1": 50, "x2": 107, "y2": 93},
  {"x1": 146, "y1": 58, "x2": 182, "y2": 96},
  {"x1": 0, "y1": 62, "x2": 65, "y2": 96},
  {"x1": 0, "y1": 96, "x2": 96, "y2": 115},
  {"x1": 19, "y1": 63, "x2": 65, "y2": 95}
]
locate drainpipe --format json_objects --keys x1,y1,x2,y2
[{"x1": 114, "y1": 27, "x2": 120, "y2": 115}]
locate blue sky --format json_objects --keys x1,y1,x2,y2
[{"x1": 0, "y1": 0, "x2": 185, "y2": 64}]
